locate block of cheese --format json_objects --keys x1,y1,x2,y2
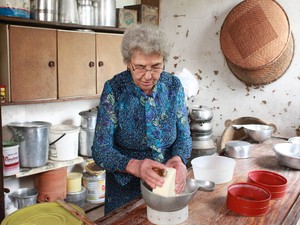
[{"x1": 153, "y1": 168, "x2": 176, "y2": 197}]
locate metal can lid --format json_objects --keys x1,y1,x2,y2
[
  {"x1": 2, "y1": 141, "x2": 19, "y2": 147},
  {"x1": 85, "y1": 160, "x2": 105, "y2": 176}
]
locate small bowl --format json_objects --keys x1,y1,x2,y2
[
  {"x1": 272, "y1": 143, "x2": 300, "y2": 169},
  {"x1": 288, "y1": 136, "x2": 300, "y2": 144},
  {"x1": 191, "y1": 156, "x2": 236, "y2": 184},
  {"x1": 65, "y1": 186, "x2": 86, "y2": 207},
  {"x1": 225, "y1": 141, "x2": 251, "y2": 158},
  {"x1": 226, "y1": 182, "x2": 271, "y2": 216},
  {"x1": 243, "y1": 124, "x2": 274, "y2": 142},
  {"x1": 248, "y1": 170, "x2": 287, "y2": 199}
]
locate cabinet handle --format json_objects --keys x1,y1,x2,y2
[
  {"x1": 89, "y1": 61, "x2": 95, "y2": 67},
  {"x1": 98, "y1": 61, "x2": 104, "y2": 67},
  {"x1": 48, "y1": 61, "x2": 55, "y2": 68}
]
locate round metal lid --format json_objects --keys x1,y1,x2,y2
[
  {"x1": 2, "y1": 202, "x2": 84, "y2": 225},
  {"x1": 79, "y1": 109, "x2": 97, "y2": 118}
]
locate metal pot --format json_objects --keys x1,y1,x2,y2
[
  {"x1": 94, "y1": 0, "x2": 116, "y2": 27},
  {"x1": 189, "y1": 105, "x2": 213, "y2": 122},
  {"x1": 77, "y1": 0, "x2": 94, "y2": 26},
  {"x1": 30, "y1": 0, "x2": 57, "y2": 22},
  {"x1": 79, "y1": 109, "x2": 97, "y2": 129},
  {"x1": 10, "y1": 188, "x2": 38, "y2": 209},
  {"x1": 190, "y1": 121, "x2": 212, "y2": 133},
  {"x1": 79, "y1": 127, "x2": 95, "y2": 157},
  {"x1": 8, "y1": 121, "x2": 51, "y2": 168}
]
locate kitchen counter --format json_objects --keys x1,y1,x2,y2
[{"x1": 95, "y1": 139, "x2": 300, "y2": 225}]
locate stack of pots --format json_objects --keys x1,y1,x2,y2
[
  {"x1": 79, "y1": 109, "x2": 97, "y2": 157},
  {"x1": 188, "y1": 105, "x2": 216, "y2": 166}
]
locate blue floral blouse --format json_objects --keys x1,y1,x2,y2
[{"x1": 92, "y1": 70, "x2": 192, "y2": 212}]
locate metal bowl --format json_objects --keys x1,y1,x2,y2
[
  {"x1": 288, "y1": 136, "x2": 300, "y2": 144},
  {"x1": 272, "y1": 143, "x2": 300, "y2": 169},
  {"x1": 140, "y1": 178, "x2": 215, "y2": 212},
  {"x1": 225, "y1": 141, "x2": 251, "y2": 158},
  {"x1": 241, "y1": 124, "x2": 273, "y2": 142},
  {"x1": 65, "y1": 186, "x2": 86, "y2": 207}
]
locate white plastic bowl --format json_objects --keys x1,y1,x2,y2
[{"x1": 191, "y1": 156, "x2": 236, "y2": 184}]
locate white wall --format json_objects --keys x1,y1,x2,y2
[{"x1": 160, "y1": 0, "x2": 300, "y2": 143}]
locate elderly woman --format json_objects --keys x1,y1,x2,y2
[{"x1": 92, "y1": 23, "x2": 192, "y2": 214}]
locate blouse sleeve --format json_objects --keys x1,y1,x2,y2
[
  {"x1": 170, "y1": 81, "x2": 192, "y2": 164},
  {"x1": 92, "y1": 81, "x2": 131, "y2": 173}
]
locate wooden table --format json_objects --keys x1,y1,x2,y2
[{"x1": 95, "y1": 139, "x2": 300, "y2": 225}]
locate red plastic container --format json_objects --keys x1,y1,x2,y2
[
  {"x1": 248, "y1": 170, "x2": 287, "y2": 199},
  {"x1": 226, "y1": 182, "x2": 271, "y2": 216}
]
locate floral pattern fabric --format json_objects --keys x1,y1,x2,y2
[{"x1": 92, "y1": 70, "x2": 192, "y2": 213}]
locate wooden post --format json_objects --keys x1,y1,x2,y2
[{"x1": 0, "y1": 103, "x2": 4, "y2": 221}]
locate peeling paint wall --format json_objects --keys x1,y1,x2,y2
[{"x1": 160, "y1": 0, "x2": 300, "y2": 143}]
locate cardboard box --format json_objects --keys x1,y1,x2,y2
[
  {"x1": 117, "y1": 8, "x2": 138, "y2": 29},
  {"x1": 124, "y1": 4, "x2": 159, "y2": 25}
]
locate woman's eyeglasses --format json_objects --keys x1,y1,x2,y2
[{"x1": 131, "y1": 62, "x2": 165, "y2": 75}]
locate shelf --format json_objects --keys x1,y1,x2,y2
[
  {"x1": 1, "y1": 95, "x2": 100, "y2": 106},
  {"x1": 15, "y1": 157, "x2": 84, "y2": 178},
  {"x1": 0, "y1": 15, "x2": 125, "y2": 33}
]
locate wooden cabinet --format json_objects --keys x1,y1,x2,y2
[
  {"x1": 0, "y1": 25, "x2": 125, "y2": 103},
  {"x1": 96, "y1": 33, "x2": 124, "y2": 94},
  {"x1": 8, "y1": 25, "x2": 57, "y2": 102},
  {"x1": 57, "y1": 30, "x2": 96, "y2": 98}
]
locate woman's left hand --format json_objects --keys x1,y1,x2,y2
[{"x1": 165, "y1": 156, "x2": 187, "y2": 194}]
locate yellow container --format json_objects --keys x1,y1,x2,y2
[{"x1": 67, "y1": 172, "x2": 83, "y2": 193}]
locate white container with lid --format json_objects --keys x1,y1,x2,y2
[
  {"x1": 49, "y1": 124, "x2": 80, "y2": 161},
  {"x1": 2, "y1": 142, "x2": 20, "y2": 176}
]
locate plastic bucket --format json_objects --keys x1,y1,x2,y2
[{"x1": 49, "y1": 125, "x2": 80, "y2": 161}]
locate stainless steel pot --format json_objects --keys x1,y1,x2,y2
[
  {"x1": 77, "y1": 0, "x2": 94, "y2": 25},
  {"x1": 94, "y1": 0, "x2": 116, "y2": 27},
  {"x1": 58, "y1": 0, "x2": 78, "y2": 23},
  {"x1": 191, "y1": 132, "x2": 212, "y2": 141},
  {"x1": 10, "y1": 188, "x2": 38, "y2": 209},
  {"x1": 190, "y1": 121, "x2": 212, "y2": 133},
  {"x1": 189, "y1": 105, "x2": 213, "y2": 122},
  {"x1": 79, "y1": 127, "x2": 95, "y2": 157},
  {"x1": 79, "y1": 109, "x2": 97, "y2": 129},
  {"x1": 8, "y1": 121, "x2": 51, "y2": 168},
  {"x1": 30, "y1": 0, "x2": 57, "y2": 22}
]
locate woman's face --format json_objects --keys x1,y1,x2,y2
[{"x1": 128, "y1": 50, "x2": 164, "y2": 94}]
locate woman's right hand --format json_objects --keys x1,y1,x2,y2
[{"x1": 126, "y1": 158, "x2": 166, "y2": 189}]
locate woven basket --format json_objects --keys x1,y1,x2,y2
[
  {"x1": 220, "y1": 0, "x2": 294, "y2": 85},
  {"x1": 226, "y1": 34, "x2": 294, "y2": 85}
]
